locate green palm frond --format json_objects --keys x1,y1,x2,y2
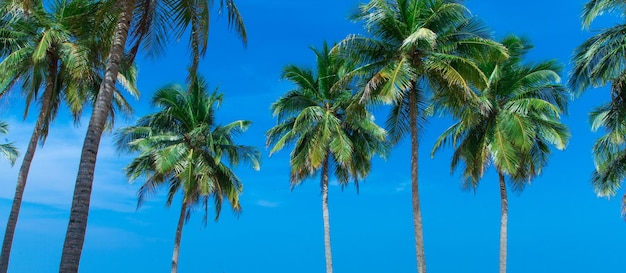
[
  {"x1": 336, "y1": 0, "x2": 507, "y2": 172},
  {"x1": 570, "y1": 24, "x2": 626, "y2": 94},
  {"x1": 219, "y1": 0, "x2": 247, "y2": 44},
  {"x1": 1, "y1": 0, "x2": 140, "y2": 143},
  {"x1": 593, "y1": 147, "x2": 626, "y2": 197},
  {"x1": 581, "y1": 0, "x2": 626, "y2": 28},
  {"x1": 267, "y1": 43, "x2": 387, "y2": 189},
  {"x1": 0, "y1": 121, "x2": 19, "y2": 165},
  {"x1": 385, "y1": 88, "x2": 427, "y2": 144},
  {"x1": 117, "y1": 75, "x2": 260, "y2": 223},
  {"x1": 433, "y1": 35, "x2": 569, "y2": 190}
]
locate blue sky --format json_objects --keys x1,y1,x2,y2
[{"x1": 1, "y1": 0, "x2": 625, "y2": 272}]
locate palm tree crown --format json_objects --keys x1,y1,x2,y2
[
  {"x1": 433, "y1": 35, "x2": 570, "y2": 185},
  {"x1": 0, "y1": 0, "x2": 138, "y2": 133},
  {"x1": 338, "y1": 0, "x2": 506, "y2": 113},
  {"x1": 267, "y1": 43, "x2": 388, "y2": 187},
  {"x1": 117, "y1": 76, "x2": 261, "y2": 219},
  {"x1": 116, "y1": 76, "x2": 260, "y2": 273}
]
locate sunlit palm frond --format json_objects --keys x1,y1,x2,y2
[
  {"x1": 267, "y1": 43, "x2": 387, "y2": 189},
  {"x1": 581, "y1": 0, "x2": 626, "y2": 28},
  {"x1": 433, "y1": 35, "x2": 569, "y2": 190},
  {"x1": 118, "y1": 75, "x2": 260, "y2": 223}
]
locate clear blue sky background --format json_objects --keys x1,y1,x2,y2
[{"x1": 0, "y1": 0, "x2": 625, "y2": 272}]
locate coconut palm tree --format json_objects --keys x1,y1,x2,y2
[
  {"x1": 116, "y1": 76, "x2": 260, "y2": 273},
  {"x1": 0, "y1": 0, "x2": 33, "y2": 19},
  {"x1": 0, "y1": 121, "x2": 18, "y2": 165},
  {"x1": 432, "y1": 36, "x2": 570, "y2": 273},
  {"x1": 0, "y1": 1, "x2": 138, "y2": 272},
  {"x1": 266, "y1": 43, "x2": 388, "y2": 273},
  {"x1": 60, "y1": 1, "x2": 246, "y2": 271},
  {"x1": 571, "y1": 0, "x2": 626, "y2": 216},
  {"x1": 333, "y1": 1, "x2": 506, "y2": 272}
]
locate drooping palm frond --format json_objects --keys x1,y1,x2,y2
[
  {"x1": 433, "y1": 35, "x2": 569, "y2": 190},
  {"x1": 126, "y1": 0, "x2": 247, "y2": 79},
  {"x1": 574, "y1": 0, "x2": 626, "y2": 216},
  {"x1": 589, "y1": 76, "x2": 626, "y2": 206},
  {"x1": 267, "y1": 43, "x2": 388, "y2": 188},
  {"x1": 117, "y1": 75, "x2": 260, "y2": 222},
  {"x1": 0, "y1": 121, "x2": 19, "y2": 165},
  {"x1": 570, "y1": 24, "x2": 626, "y2": 95},
  {"x1": 0, "y1": 0, "x2": 139, "y2": 142},
  {"x1": 337, "y1": 0, "x2": 507, "y2": 110},
  {"x1": 581, "y1": 0, "x2": 626, "y2": 28}
]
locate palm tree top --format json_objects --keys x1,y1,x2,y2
[
  {"x1": 432, "y1": 35, "x2": 570, "y2": 188},
  {"x1": 118, "y1": 76, "x2": 260, "y2": 221},
  {"x1": 0, "y1": 0, "x2": 139, "y2": 142},
  {"x1": 267, "y1": 43, "x2": 388, "y2": 188},
  {"x1": 335, "y1": 0, "x2": 507, "y2": 108}
]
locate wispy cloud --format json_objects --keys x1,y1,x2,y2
[
  {"x1": 0, "y1": 118, "x2": 139, "y2": 212},
  {"x1": 395, "y1": 182, "x2": 410, "y2": 193},
  {"x1": 329, "y1": 179, "x2": 340, "y2": 187},
  {"x1": 256, "y1": 199, "x2": 280, "y2": 208}
]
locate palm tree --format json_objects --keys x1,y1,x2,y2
[
  {"x1": 116, "y1": 76, "x2": 260, "y2": 273},
  {"x1": 0, "y1": 121, "x2": 18, "y2": 165},
  {"x1": 0, "y1": 0, "x2": 33, "y2": 19},
  {"x1": 60, "y1": 1, "x2": 246, "y2": 271},
  {"x1": 266, "y1": 43, "x2": 388, "y2": 273},
  {"x1": 0, "y1": 1, "x2": 138, "y2": 272},
  {"x1": 334, "y1": 1, "x2": 506, "y2": 272},
  {"x1": 571, "y1": 0, "x2": 626, "y2": 216},
  {"x1": 432, "y1": 36, "x2": 570, "y2": 273}
]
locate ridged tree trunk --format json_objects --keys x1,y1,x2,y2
[
  {"x1": 409, "y1": 89, "x2": 426, "y2": 273},
  {"x1": 0, "y1": 54, "x2": 58, "y2": 273},
  {"x1": 59, "y1": 1, "x2": 135, "y2": 272},
  {"x1": 321, "y1": 155, "x2": 333, "y2": 273},
  {"x1": 171, "y1": 202, "x2": 187, "y2": 273},
  {"x1": 498, "y1": 171, "x2": 508, "y2": 273}
]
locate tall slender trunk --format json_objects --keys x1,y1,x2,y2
[
  {"x1": 498, "y1": 171, "x2": 508, "y2": 273},
  {"x1": 321, "y1": 155, "x2": 333, "y2": 273},
  {"x1": 409, "y1": 89, "x2": 426, "y2": 273},
  {"x1": 59, "y1": 1, "x2": 135, "y2": 272},
  {"x1": 0, "y1": 54, "x2": 58, "y2": 273},
  {"x1": 171, "y1": 202, "x2": 187, "y2": 273},
  {"x1": 188, "y1": 13, "x2": 200, "y2": 82}
]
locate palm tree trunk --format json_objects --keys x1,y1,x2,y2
[
  {"x1": 58, "y1": 1, "x2": 135, "y2": 272},
  {"x1": 498, "y1": 171, "x2": 508, "y2": 273},
  {"x1": 409, "y1": 89, "x2": 426, "y2": 273},
  {"x1": 171, "y1": 202, "x2": 187, "y2": 273},
  {"x1": 0, "y1": 55, "x2": 58, "y2": 273},
  {"x1": 321, "y1": 155, "x2": 333, "y2": 273}
]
